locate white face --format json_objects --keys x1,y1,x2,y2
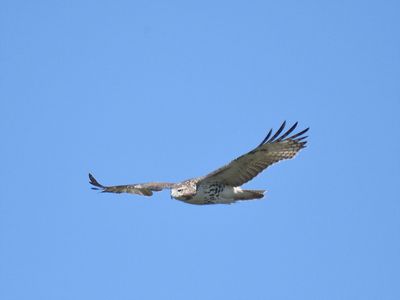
[{"x1": 171, "y1": 185, "x2": 196, "y2": 200}]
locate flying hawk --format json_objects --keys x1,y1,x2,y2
[{"x1": 89, "y1": 121, "x2": 309, "y2": 205}]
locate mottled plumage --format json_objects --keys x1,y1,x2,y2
[{"x1": 89, "y1": 121, "x2": 309, "y2": 205}]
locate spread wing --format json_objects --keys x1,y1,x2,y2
[
  {"x1": 89, "y1": 173, "x2": 175, "y2": 196},
  {"x1": 198, "y1": 121, "x2": 309, "y2": 187}
]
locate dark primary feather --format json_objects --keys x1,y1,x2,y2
[
  {"x1": 199, "y1": 122, "x2": 309, "y2": 187},
  {"x1": 267, "y1": 121, "x2": 287, "y2": 143},
  {"x1": 286, "y1": 127, "x2": 309, "y2": 140},
  {"x1": 89, "y1": 173, "x2": 105, "y2": 189},
  {"x1": 276, "y1": 122, "x2": 298, "y2": 142},
  {"x1": 257, "y1": 128, "x2": 273, "y2": 147}
]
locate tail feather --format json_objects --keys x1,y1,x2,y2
[{"x1": 235, "y1": 189, "x2": 266, "y2": 201}]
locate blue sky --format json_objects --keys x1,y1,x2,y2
[{"x1": 1, "y1": 0, "x2": 399, "y2": 299}]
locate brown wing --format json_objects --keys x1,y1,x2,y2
[
  {"x1": 89, "y1": 173, "x2": 175, "y2": 197},
  {"x1": 198, "y1": 121, "x2": 309, "y2": 187}
]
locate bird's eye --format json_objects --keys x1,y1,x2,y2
[{"x1": 177, "y1": 188, "x2": 183, "y2": 192}]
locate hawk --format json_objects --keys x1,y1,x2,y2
[{"x1": 89, "y1": 121, "x2": 309, "y2": 205}]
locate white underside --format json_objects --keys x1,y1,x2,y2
[{"x1": 186, "y1": 186, "x2": 243, "y2": 205}]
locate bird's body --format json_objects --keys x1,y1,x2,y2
[
  {"x1": 195, "y1": 182, "x2": 232, "y2": 204},
  {"x1": 89, "y1": 122, "x2": 309, "y2": 205},
  {"x1": 171, "y1": 181, "x2": 265, "y2": 205}
]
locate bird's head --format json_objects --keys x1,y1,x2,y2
[{"x1": 171, "y1": 183, "x2": 196, "y2": 201}]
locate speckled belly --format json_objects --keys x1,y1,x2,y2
[{"x1": 184, "y1": 183, "x2": 237, "y2": 205}]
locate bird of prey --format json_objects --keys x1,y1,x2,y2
[{"x1": 89, "y1": 121, "x2": 309, "y2": 205}]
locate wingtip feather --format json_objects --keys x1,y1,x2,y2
[
  {"x1": 258, "y1": 128, "x2": 273, "y2": 147},
  {"x1": 88, "y1": 173, "x2": 105, "y2": 189},
  {"x1": 258, "y1": 122, "x2": 309, "y2": 146},
  {"x1": 268, "y1": 121, "x2": 287, "y2": 143}
]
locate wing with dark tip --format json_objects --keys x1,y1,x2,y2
[
  {"x1": 89, "y1": 173, "x2": 176, "y2": 197},
  {"x1": 198, "y1": 122, "x2": 309, "y2": 187}
]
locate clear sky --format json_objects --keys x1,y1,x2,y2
[{"x1": 1, "y1": 0, "x2": 399, "y2": 299}]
